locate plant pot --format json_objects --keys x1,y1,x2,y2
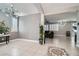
[{"x1": 39, "y1": 39, "x2": 43, "y2": 45}]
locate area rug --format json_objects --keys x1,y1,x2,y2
[{"x1": 48, "y1": 46, "x2": 68, "y2": 56}]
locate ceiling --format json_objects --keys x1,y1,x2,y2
[
  {"x1": 0, "y1": 3, "x2": 40, "y2": 16},
  {"x1": 0, "y1": 3, "x2": 79, "y2": 21},
  {"x1": 45, "y1": 11, "x2": 77, "y2": 21},
  {"x1": 41, "y1": 3, "x2": 79, "y2": 15}
]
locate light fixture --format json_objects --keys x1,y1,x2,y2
[{"x1": 0, "y1": 4, "x2": 26, "y2": 17}]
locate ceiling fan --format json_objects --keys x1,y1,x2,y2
[{"x1": 0, "y1": 4, "x2": 26, "y2": 17}]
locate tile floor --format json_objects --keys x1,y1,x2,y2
[{"x1": 0, "y1": 36, "x2": 79, "y2": 56}]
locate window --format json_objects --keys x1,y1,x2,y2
[
  {"x1": 11, "y1": 17, "x2": 18, "y2": 32},
  {"x1": 45, "y1": 24, "x2": 59, "y2": 31},
  {"x1": 52, "y1": 24, "x2": 59, "y2": 31},
  {"x1": 45, "y1": 25, "x2": 48, "y2": 31}
]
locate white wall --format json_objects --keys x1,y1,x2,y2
[
  {"x1": 19, "y1": 13, "x2": 41, "y2": 41},
  {"x1": 46, "y1": 18, "x2": 74, "y2": 36},
  {"x1": 54, "y1": 23, "x2": 72, "y2": 36}
]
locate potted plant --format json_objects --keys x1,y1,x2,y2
[
  {"x1": 39, "y1": 25, "x2": 44, "y2": 45},
  {"x1": 0, "y1": 21, "x2": 10, "y2": 34}
]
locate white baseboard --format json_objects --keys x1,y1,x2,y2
[{"x1": 15, "y1": 38, "x2": 39, "y2": 43}]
